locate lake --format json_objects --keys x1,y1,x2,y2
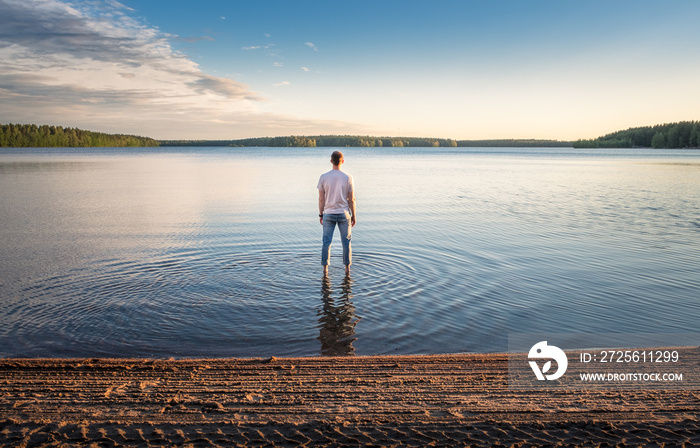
[{"x1": 1, "y1": 147, "x2": 699, "y2": 358}]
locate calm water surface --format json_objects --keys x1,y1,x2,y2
[{"x1": 1, "y1": 147, "x2": 699, "y2": 357}]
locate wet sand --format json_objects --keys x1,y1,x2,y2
[{"x1": 1, "y1": 353, "x2": 699, "y2": 447}]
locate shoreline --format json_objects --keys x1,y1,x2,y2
[{"x1": 2, "y1": 353, "x2": 699, "y2": 447}]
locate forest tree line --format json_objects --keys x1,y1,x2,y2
[
  {"x1": 3, "y1": 121, "x2": 699, "y2": 149},
  {"x1": 0, "y1": 123, "x2": 159, "y2": 147},
  {"x1": 573, "y1": 121, "x2": 700, "y2": 149}
]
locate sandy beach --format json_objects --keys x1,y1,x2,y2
[{"x1": 1, "y1": 353, "x2": 699, "y2": 447}]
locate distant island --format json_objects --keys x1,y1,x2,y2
[
  {"x1": 159, "y1": 136, "x2": 571, "y2": 148},
  {"x1": 573, "y1": 121, "x2": 700, "y2": 149},
  {"x1": 1, "y1": 121, "x2": 699, "y2": 149}
]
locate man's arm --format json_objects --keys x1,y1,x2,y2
[
  {"x1": 318, "y1": 189, "x2": 325, "y2": 225},
  {"x1": 347, "y1": 189, "x2": 356, "y2": 227}
]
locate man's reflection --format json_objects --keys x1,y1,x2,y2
[{"x1": 318, "y1": 275, "x2": 359, "y2": 356}]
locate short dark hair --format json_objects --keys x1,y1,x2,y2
[{"x1": 331, "y1": 151, "x2": 344, "y2": 166}]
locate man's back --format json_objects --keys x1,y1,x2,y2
[{"x1": 318, "y1": 169, "x2": 353, "y2": 214}]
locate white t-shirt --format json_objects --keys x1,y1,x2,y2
[{"x1": 317, "y1": 169, "x2": 354, "y2": 214}]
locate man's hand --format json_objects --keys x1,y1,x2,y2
[
  {"x1": 348, "y1": 192, "x2": 356, "y2": 227},
  {"x1": 319, "y1": 216, "x2": 323, "y2": 225}
]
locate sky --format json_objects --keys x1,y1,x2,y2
[{"x1": 1, "y1": 0, "x2": 699, "y2": 141}]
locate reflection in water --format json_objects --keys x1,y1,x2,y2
[{"x1": 318, "y1": 276, "x2": 359, "y2": 356}]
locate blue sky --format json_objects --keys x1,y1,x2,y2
[{"x1": 1, "y1": 0, "x2": 699, "y2": 140}]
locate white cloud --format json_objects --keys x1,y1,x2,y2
[
  {"x1": 242, "y1": 45, "x2": 261, "y2": 50},
  {"x1": 106, "y1": 0, "x2": 133, "y2": 12},
  {"x1": 301, "y1": 66, "x2": 310, "y2": 72},
  {"x1": 304, "y1": 42, "x2": 318, "y2": 51},
  {"x1": 273, "y1": 62, "x2": 284, "y2": 67},
  {"x1": 273, "y1": 81, "x2": 291, "y2": 87},
  {"x1": 190, "y1": 74, "x2": 260, "y2": 100},
  {"x1": 0, "y1": 0, "x2": 270, "y2": 135}
]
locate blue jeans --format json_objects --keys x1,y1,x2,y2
[{"x1": 322, "y1": 212, "x2": 352, "y2": 266}]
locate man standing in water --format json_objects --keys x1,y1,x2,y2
[{"x1": 318, "y1": 150, "x2": 356, "y2": 276}]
